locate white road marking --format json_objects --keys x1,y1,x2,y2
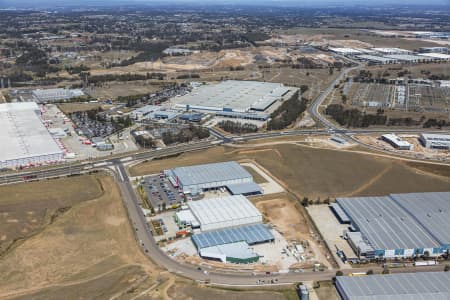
[{"x1": 116, "y1": 166, "x2": 124, "y2": 182}]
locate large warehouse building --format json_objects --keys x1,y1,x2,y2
[
  {"x1": 336, "y1": 271, "x2": 450, "y2": 300},
  {"x1": 419, "y1": 133, "x2": 450, "y2": 149},
  {"x1": 335, "y1": 192, "x2": 450, "y2": 259},
  {"x1": 192, "y1": 223, "x2": 274, "y2": 264},
  {"x1": 174, "y1": 80, "x2": 292, "y2": 113},
  {"x1": 165, "y1": 161, "x2": 261, "y2": 195},
  {"x1": 32, "y1": 88, "x2": 85, "y2": 103},
  {"x1": 0, "y1": 102, "x2": 64, "y2": 169},
  {"x1": 187, "y1": 195, "x2": 262, "y2": 231}
]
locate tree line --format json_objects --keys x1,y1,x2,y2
[
  {"x1": 217, "y1": 120, "x2": 258, "y2": 134},
  {"x1": 267, "y1": 90, "x2": 308, "y2": 130},
  {"x1": 162, "y1": 125, "x2": 210, "y2": 145},
  {"x1": 326, "y1": 104, "x2": 449, "y2": 128}
]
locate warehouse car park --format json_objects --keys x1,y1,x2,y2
[{"x1": 138, "y1": 161, "x2": 320, "y2": 271}]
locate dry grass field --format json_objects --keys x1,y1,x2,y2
[
  {"x1": 56, "y1": 102, "x2": 108, "y2": 114},
  {"x1": 0, "y1": 175, "x2": 104, "y2": 256},
  {"x1": 130, "y1": 144, "x2": 450, "y2": 199},
  {"x1": 0, "y1": 173, "x2": 302, "y2": 299},
  {"x1": 314, "y1": 280, "x2": 339, "y2": 300},
  {"x1": 167, "y1": 280, "x2": 295, "y2": 300},
  {"x1": 0, "y1": 174, "x2": 160, "y2": 300},
  {"x1": 84, "y1": 81, "x2": 167, "y2": 100}
]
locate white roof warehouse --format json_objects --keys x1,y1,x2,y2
[
  {"x1": 174, "y1": 80, "x2": 291, "y2": 113},
  {"x1": 165, "y1": 161, "x2": 256, "y2": 195},
  {"x1": 0, "y1": 102, "x2": 63, "y2": 169},
  {"x1": 188, "y1": 195, "x2": 263, "y2": 231}
]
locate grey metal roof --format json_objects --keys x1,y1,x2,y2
[
  {"x1": 199, "y1": 241, "x2": 259, "y2": 260},
  {"x1": 357, "y1": 55, "x2": 398, "y2": 63},
  {"x1": 330, "y1": 203, "x2": 351, "y2": 223},
  {"x1": 337, "y1": 196, "x2": 440, "y2": 250},
  {"x1": 192, "y1": 223, "x2": 274, "y2": 249},
  {"x1": 391, "y1": 192, "x2": 450, "y2": 245},
  {"x1": 170, "y1": 161, "x2": 252, "y2": 186},
  {"x1": 174, "y1": 80, "x2": 291, "y2": 112},
  {"x1": 226, "y1": 182, "x2": 262, "y2": 195},
  {"x1": 420, "y1": 133, "x2": 450, "y2": 142},
  {"x1": 336, "y1": 271, "x2": 450, "y2": 300}
]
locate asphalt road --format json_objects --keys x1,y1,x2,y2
[
  {"x1": 113, "y1": 162, "x2": 448, "y2": 286},
  {"x1": 1, "y1": 59, "x2": 449, "y2": 286}
]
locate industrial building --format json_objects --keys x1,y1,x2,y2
[
  {"x1": 384, "y1": 54, "x2": 428, "y2": 63},
  {"x1": 328, "y1": 47, "x2": 362, "y2": 55},
  {"x1": 419, "y1": 133, "x2": 450, "y2": 150},
  {"x1": 336, "y1": 272, "x2": 450, "y2": 300},
  {"x1": 381, "y1": 134, "x2": 413, "y2": 150},
  {"x1": 371, "y1": 47, "x2": 412, "y2": 55},
  {"x1": 191, "y1": 223, "x2": 274, "y2": 264},
  {"x1": 32, "y1": 88, "x2": 84, "y2": 103},
  {"x1": 199, "y1": 241, "x2": 260, "y2": 264},
  {"x1": 334, "y1": 192, "x2": 450, "y2": 259},
  {"x1": 356, "y1": 55, "x2": 398, "y2": 65},
  {"x1": 187, "y1": 195, "x2": 262, "y2": 231},
  {"x1": 165, "y1": 161, "x2": 261, "y2": 195},
  {"x1": 174, "y1": 80, "x2": 292, "y2": 113},
  {"x1": 0, "y1": 102, "x2": 64, "y2": 169},
  {"x1": 418, "y1": 52, "x2": 450, "y2": 61}
]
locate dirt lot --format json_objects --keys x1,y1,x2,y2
[
  {"x1": 256, "y1": 196, "x2": 308, "y2": 241},
  {"x1": 275, "y1": 28, "x2": 443, "y2": 50},
  {"x1": 130, "y1": 144, "x2": 450, "y2": 199},
  {"x1": 0, "y1": 174, "x2": 160, "y2": 299}
]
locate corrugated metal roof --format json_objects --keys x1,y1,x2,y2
[
  {"x1": 174, "y1": 80, "x2": 291, "y2": 112},
  {"x1": 337, "y1": 196, "x2": 440, "y2": 250},
  {"x1": 192, "y1": 223, "x2": 274, "y2": 249},
  {"x1": 330, "y1": 203, "x2": 351, "y2": 223},
  {"x1": 170, "y1": 161, "x2": 252, "y2": 187},
  {"x1": 199, "y1": 241, "x2": 259, "y2": 260},
  {"x1": 188, "y1": 195, "x2": 261, "y2": 228},
  {"x1": 336, "y1": 271, "x2": 450, "y2": 300},
  {"x1": 226, "y1": 182, "x2": 262, "y2": 195},
  {"x1": 391, "y1": 192, "x2": 450, "y2": 245}
]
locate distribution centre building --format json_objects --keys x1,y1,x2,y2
[
  {"x1": 165, "y1": 161, "x2": 261, "y2": 195},
  {"x1": 335, "y1": 192, "x2": 450, "y2": 259},
  {"x1": 0, "y1": 102, "x2": 64, "y2": 169},
  {"x1": 174, "y1": 80, "x2": 292, "y2": 113},
  {"x1": 192, "y1": 223, "x2": 274, "y2": 264},
  {"x1": 336, "y1": 271, "x2": 450, "y2": 300},
  {"x1": 381, "y1": 134, "x2": 413, "y2": 150},
  {"x1": 187, "y1": 195, "x2": 262, "y2": 231},
  {"x1": 419, "y1": 133, "x2": 450, "y2": 149}
]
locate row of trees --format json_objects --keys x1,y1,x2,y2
[
  {"x1": 162, "y1": 125, "x2": 210, "y2": 145},
  {"x1": 326, "y1": 104, "x2": 449, "y2": 128},
  {"x1": 267, "y1": 91, "x2": 308, "y2": 130},
  {"x1": 217, "y1": 120, "x2": 258, "y2": 134},
  {"x1": 82, "y1": 72, "x2": 166, "y2": 85},
  {"x1": 325, "y1": 104, "x2": 387, "y2": 128}
]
